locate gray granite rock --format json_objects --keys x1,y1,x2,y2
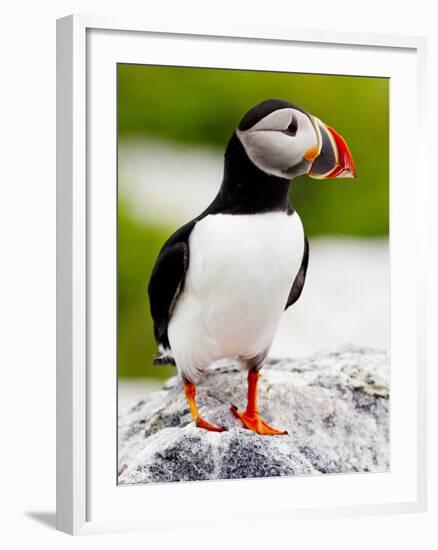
[{"x1": 118, "y1": 346, "x2": 389, "y2": 485}]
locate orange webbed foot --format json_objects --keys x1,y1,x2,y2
[
  {"x1": 196, "y1": 416, "x2": 227, "y2": 432},
  {"x1": 230, "y1": 404, "x2": 288, "y2": 436}
]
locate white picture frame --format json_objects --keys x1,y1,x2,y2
[{"x1": 56, "y1": 14, "x2": 428, "y2": 535}]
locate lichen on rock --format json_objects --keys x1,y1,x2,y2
[{"x1": 118, "y1": 346, "x2": 389, "y2": 485}]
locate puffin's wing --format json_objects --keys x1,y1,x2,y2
[
  {"x1": 147, "y1": 221, "x2": 194, "y2": 361},
  {"x1": 285, "y1": 236, "x2": 309, "y2": 309}
]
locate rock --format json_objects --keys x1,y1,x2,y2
[{"x1": 118, "y1": 346, "x2": 389, "y2": 485}]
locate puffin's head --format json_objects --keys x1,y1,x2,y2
[{"x1": 236, "y1": 99, "x2": 356, "y2": 180}]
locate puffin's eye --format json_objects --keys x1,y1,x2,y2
[{"x1": 284, "y1": 115, "x2": 298, "y2": 136}]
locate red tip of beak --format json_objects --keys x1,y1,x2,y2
[{"x1": 325, "y1": 126, "x2": 357, "y2": 178}]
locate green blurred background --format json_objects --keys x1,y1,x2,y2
[{"x1": 117, "y1": 64, "x2": 389, "y2": 380}]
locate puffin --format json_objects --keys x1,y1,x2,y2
[{"x1": 148, "y1": 99, "x2": 356, "y2": 435}]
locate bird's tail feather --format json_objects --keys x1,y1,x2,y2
[{"x1": 153, "y1": 345, "x2": 176, "y2": 367}]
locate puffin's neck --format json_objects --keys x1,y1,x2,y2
[{"x1": 206, "y1": 133, "x2": 292, "y2": 215}]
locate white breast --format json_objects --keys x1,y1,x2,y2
[{"x1": 168, "y1": 211, "x2": 305, "y2": 382}]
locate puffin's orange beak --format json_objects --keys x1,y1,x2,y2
[{"x1": 306, "y1": 118, "x2": 357, "y2": 179}]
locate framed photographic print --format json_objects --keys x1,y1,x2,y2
[{"x1": 56, "y1": 15, "x2": 428, "y2": 535}]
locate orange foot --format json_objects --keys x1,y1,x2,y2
[
  {"x1": 196, "y1": 416, "x2": 227, "y2": 432},
  {"x1": 230, "y1": 404, "x2": 288, "y2": 436}
]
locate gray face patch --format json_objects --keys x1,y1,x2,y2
[
  {"x1": 285, "y1": 158, "x2": 313, "y2": 179},
  {"x1": 236, "y1": 108, "x2": 319, "y2": 179}
]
